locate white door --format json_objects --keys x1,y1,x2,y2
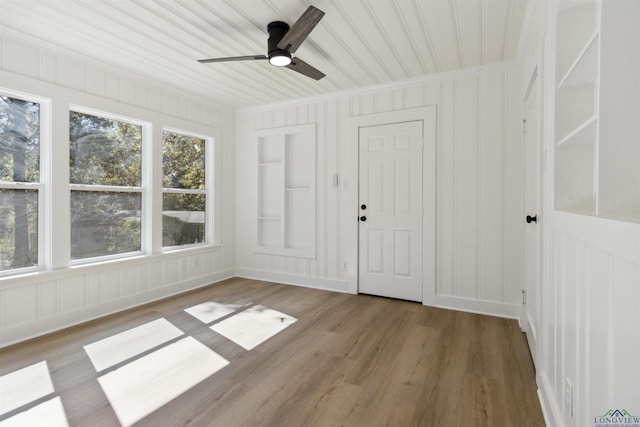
[
  {"x1": 522, "y1": 70, "x2": 542, "y2": 367},
  {"x1": 358, "y1": 121, "x2": 423, "y2": 302}
]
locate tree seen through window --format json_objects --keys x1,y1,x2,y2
[
  {"x1": 69, "y1": 111, "x2": 143, "y2": 260},
  {"x1": 162, "y1": 131, "x2": 207, "y2": 248},
  {"x1": 0, "y1": 95, "x2": 40, "y2": 272}
]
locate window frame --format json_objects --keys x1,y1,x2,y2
[
  {"x1": 161, "y1": 127, "x2": 213, "y2": 252},
  {"x1": 68, "y1": 105, "x2": 150, "y2": 265},
  {"x1": 0, "y1": 89, "x2": 50, "y2": 278}
]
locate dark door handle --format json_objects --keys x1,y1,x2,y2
[
  {"x1": 360, "y1": 216, "x2": 367, "y2": 222},
  {"x1": 526, "y1": 215, "x2": 537, "y2": 224},
  {"x1": 361, "y1": 204, "x2": 367, "y2": 210}
]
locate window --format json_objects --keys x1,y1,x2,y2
[
  {"x1": 0, "y1": 94, "x2": 42, "y2": 274},
  {"x1": 69, "y1": 109, "x2": 144, "y2": 261},
  {"x1": 162, "y1": 130, "x2": 207, "y2": 248}
]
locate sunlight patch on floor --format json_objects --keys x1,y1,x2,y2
[
  {"x1": 97, "y1": 336, "x2": 229, "y2": 427},
  {"x1": 210, "y1": 304, "x2": 297, "y2": 350},
  {"x1": 0, "y1": 361, "x2": 55, "y2": 416},
  {"x1": 184, "y1": 301, "x2": 247, "y2": 324},
  {"x1": 1, "y1": 301, "x2": 298, "y2": 425},
  {"x1": 84, "y1": 318, "x2": 184, "y2": 372},
  {"x1": 0, "y1": 397, "x2": 68, "y2": 427}
]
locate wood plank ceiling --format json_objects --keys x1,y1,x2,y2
[{"x1": 0, "y1": 0, "x2": 529, "y2": 109}]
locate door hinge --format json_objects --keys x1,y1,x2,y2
[
  {"x1": 522, "y1": 119, "x2": 527, "y2": 134},
  {"x1": 521, "y1": 289, "x2": 527, "y2": 305}
]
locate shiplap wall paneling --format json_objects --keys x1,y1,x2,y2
[
  {"x1": 545, "y1": 227, "x2": 640, "y2": 427},
  {"x1": 479, "y1": 71, "x2": 508, "y2": 303},
  {"x1": 1, "y1": 249, "x2": 231, "y2": 346},
  {"x1": 453, "y1": 75, "x2": 480, "y2": 300},
  {"x1": 237, "y1": 63, "x2": 523, "y2": 314}
]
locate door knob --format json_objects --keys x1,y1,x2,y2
[
  {"x1": 526, "y1": 215, "x2": 537, "y2": 224},
  {"x1": 359, "y1": 216, "x2": 367, "y2": 222},
  {"x1": 361, "y1": 204, "x2": 367, "y2": 210}
]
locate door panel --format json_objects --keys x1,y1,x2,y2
[
  {"x1": 358, "y1": 121, "x2": 423, "y2": 302},
  {"x1": 523, "y1": 70, "x2": 542, "y2": 367}
]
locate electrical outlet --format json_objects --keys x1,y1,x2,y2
[{"x1": 565, "y1": 378, "x2": 574, "y2": 419}]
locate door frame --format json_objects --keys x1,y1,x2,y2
[
  {"x1": 521, "y1": 64, "x2": 545, "y2": 367},
  {"x1": 344, "y1": 106, "x2": 436, "y2": 305}
]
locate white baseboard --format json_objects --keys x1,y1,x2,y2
[
  {"x1": 435, "y1": 295, "x2": 521, "y2": 319},
  {"x1": 235, "y1": 268, "x2": 349, "y2": 293},
  {"x1": 0, "y1": 269, "x2": 235, "y2": 349},
  {"x1": 537, "y1": 371, "x2": 562, "y2": 427}
]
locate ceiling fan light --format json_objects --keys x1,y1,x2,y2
[{"x1": 269, "y1": 52, "x2": 291, "y2": 67}]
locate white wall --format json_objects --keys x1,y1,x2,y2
[
  {"x1": 236, "y1": 62, "x2": 524, "y2": 317},
  {"x1": 518, "y1": 2, "x2": 640, "y2": 425},
  {"x1": 0, "y1": 34, "x2": 236, "y2": 347}
]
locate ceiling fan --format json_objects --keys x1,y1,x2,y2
[{"x1": 198, "y1": 5, "x2": 326, "y2": 80}]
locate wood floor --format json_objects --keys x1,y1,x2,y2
[{"x1": 0, "y1": 278, "x2": 545, "y2": 427}]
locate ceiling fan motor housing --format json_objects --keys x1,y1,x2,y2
[{"x1": 267, "y1": 21, "x2": 291, "y2": 64}]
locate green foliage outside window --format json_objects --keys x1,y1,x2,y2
[
  {"x1": 70, "y1": 111, "x2": 143, "y2": 260},
  {"x1": 69, "y1": 111, "x2": 142, "y2": 186},
  {"x1": 0, "y1": 96, "x2": 40, "y2": 271},
  {"x1": 162, "y1": 131, "x2": 207, "y2": 247}
]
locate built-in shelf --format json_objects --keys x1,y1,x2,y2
[
  {"x1": 556, "y1": 1, "x2": 597, "y2": 82},
  {"x1": 557, "y1": 32, "x2": 599, "y2": 89},
  {"x1": 555, "y1": 83, "x2": 596, "y2": 143},
  {"x1": 554, "y1": 1, "x2": 598, "y2": 216},
  {"x1": 255, "y1": 124, "x2": 316, "y2": 258},
  {"x1": 557, "y1": 115, "x2": 597, "y2": 147},
  {"x1": 554, "y1": 0, "x2": 640, "y2": 223}
]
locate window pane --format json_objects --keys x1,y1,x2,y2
[
  {"x1": 0, "y1": 189, "x2": 38, "y2": 271},
  {"x1": 71, "y1": 191, "x2": 141, "y2": 260},
  {"x1": 162, "y1": 193, "x2": 205, "y2": 247},
  {"x1": 0, "y1": 96, "x2": 40, "y2": 183},
  {"x1": 162, "y1": 131, "x2": 205, "y2": 190},
  {"x1": 70, "y1": 112, "x2": 142, "y2": 186}
]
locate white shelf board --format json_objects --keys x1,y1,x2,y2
[
  {"x1": 558, "y1": 32, "x2": 599, "y2": 88},
  {"x1": 557, "y1": 115, "x2": 597, "y2": 147}
]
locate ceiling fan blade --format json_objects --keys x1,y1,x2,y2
[
  {"x1": 198, "y1": 55, "x2": 267, "y2": 64},
  {"x1": 277, "y1": 5, "x2": 324, "y2": 53},
  {"x1": 286, "y1": 57, "x2": 325, "y2": 80}
]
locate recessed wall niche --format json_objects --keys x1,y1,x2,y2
[
  {"x1": 554, "y1": 0, "x2": 640, "y2": 222},
  {"x1": 255, "y1": 124, "x2": 316, "y2": 258}
]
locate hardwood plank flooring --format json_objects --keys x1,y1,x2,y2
[{"x1": 0, "y1": 278, "x2": 545, "y2": 426}]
